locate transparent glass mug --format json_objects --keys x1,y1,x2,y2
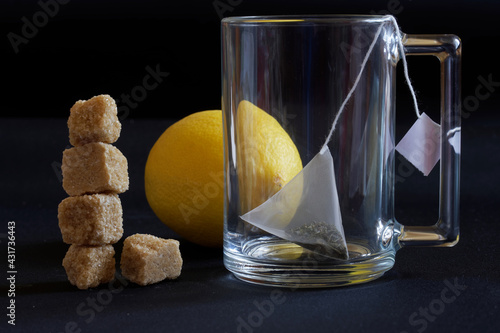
[{"x1": 222, "y1": 15, "x2": 461, "y2": 287}]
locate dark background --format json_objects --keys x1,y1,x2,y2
[
  {"x1": 0, "y1": 0, "x2": 499, "y2": 120},
  {"x1": 1, "y1": 1, "x2": 499, "y2": 333}
]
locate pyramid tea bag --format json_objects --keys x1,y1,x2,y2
[{"x1": 240, "y1": 146, "x2": 348, "y2": 260}]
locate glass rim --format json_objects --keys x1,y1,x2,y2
[{"x1": 221, "y1": 14, "x2": 394, "y2": 25}]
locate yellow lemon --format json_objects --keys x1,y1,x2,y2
[
  {"x1": 236, "y1": 100, "x2": 303, "y2": 215},
  {"x1": 145, "y1": 111, "x2": 224, "y2": 247},
  {"x1": 145, "y1": 103, "x2": 302, "y2": 248}
]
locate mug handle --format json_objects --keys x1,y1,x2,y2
[{"x1": 398, "y1": 34, "x2": 461, "y2": 247}]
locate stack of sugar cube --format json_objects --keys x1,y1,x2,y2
[{"x1": 58, "y1": 95, "x2": 129, "y2": 290}]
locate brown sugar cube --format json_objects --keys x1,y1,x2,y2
[
  {"x1": 62, "y1": 244, "x2": 116, "y2": 290},
  {"x1": 120, "y1": 234, "x2": 182, "y2": 286},
  {"x1": 68, "y1": 94, "x2": 121, "y2": 146},
  {"x1": 58, "y1": 193, "x2": 123, "y2": 245},
  {"x1": 62, "y1": 142, "x2": 129, "y2": 196}
]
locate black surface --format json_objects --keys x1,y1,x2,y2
[{"x1": 0, "y1": 112, "x2": 499, "y2": 333}]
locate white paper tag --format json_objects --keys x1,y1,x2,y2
[
  {"x1": 395, "y1": 112, "x2": 441, "y2": 176},
  {"x1": 448, "y1": 130, "x2": 461, "y2": 155}
]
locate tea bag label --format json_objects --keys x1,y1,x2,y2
[
  {"x1": 395, "y1": 112, "x2": 441, "y2": 176},
  {"x1": 448, "y1": 129, "x2": 461, "y2": 155}
]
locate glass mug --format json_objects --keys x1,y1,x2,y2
[{"x1": 222, "y1": 15, "x2": 461, "y2": 287}]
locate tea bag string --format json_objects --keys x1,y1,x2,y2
[{"x1": 321, "y1": 16, "x2": 422, "y2": 153}]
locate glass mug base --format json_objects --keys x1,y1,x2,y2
[{"x1": 224, "y1": 236, "x2": 396, "y2": 288}]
